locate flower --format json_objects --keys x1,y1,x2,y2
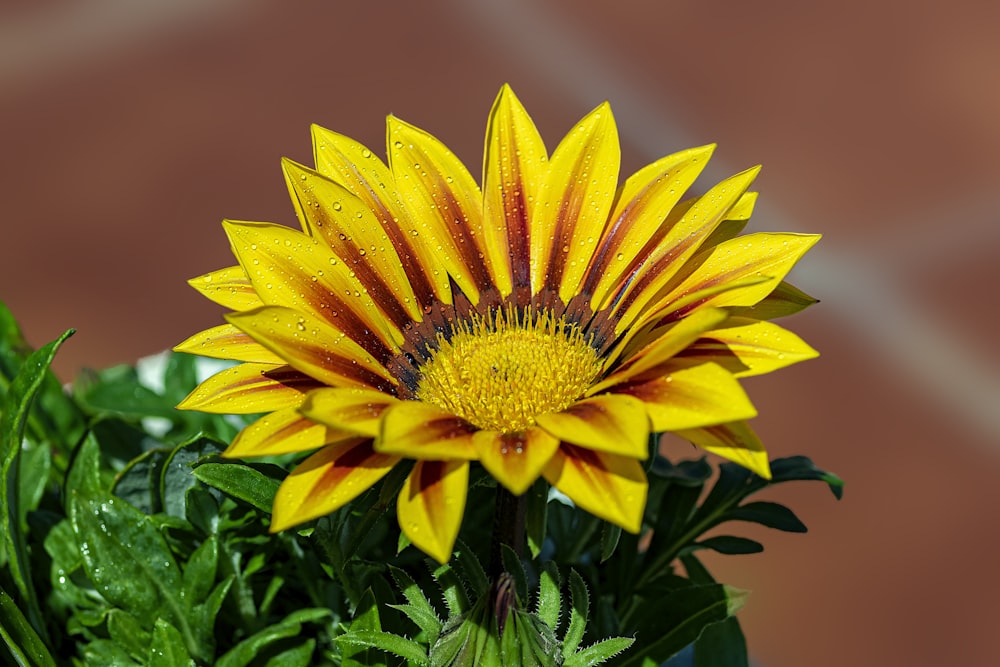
[{"x1": 176, "y1": 85, "x2": 819, "y2": 563}]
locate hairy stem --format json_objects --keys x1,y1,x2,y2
[{"x1": 489, "y1": 486, "x2": 526, "y2": 579}]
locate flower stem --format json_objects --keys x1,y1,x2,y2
[{"x1": 489, "y1": 486, "x2": 526, "y2": 579}]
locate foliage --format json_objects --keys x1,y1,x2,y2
[{"x1": 0, "y1": 302, "x2": 841, "y2": 666}]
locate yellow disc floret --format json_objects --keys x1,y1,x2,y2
[{"x1": 416, "y1": 307, "x2": 603, "y2": 433}]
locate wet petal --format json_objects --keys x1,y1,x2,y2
[
  {"x1": 675, "y1": 421, "x2": 771, "y2": 479},
  {"x1": 677, "y1": 318, "x2": 819, "y2": 377},
  {"x1": 585, "y1": 145, "x2": 713, "y2": 307},
  {"x1": 223, "y1": 219, "x2": 401, "y2": 357},
  {"x1": 594, "y1": 307, "x2": 728, "y2": 393},
  {"x1": 282, "y1": 159, "x2": 421, "y2": 324},
  {"x1": 609, "y1": 167, "x2": 761, "y2": 332},
  {"x1": 397, "y1": 460, "x2": 469, "y2": 564},
  {"x1": 617, "y1": 362, "x2": 757, "y2": 431},
  {"x1": 299, "y1": 387, "x2": 398, "y2": 436},
  {"x1": 473, "y1": 427, "x2": 560, "y2": 495},
  {"x1": 531, "y1": 102, "x2": 621, "y2": 301},
  {"x1": 177, "y1": 363, "x2": 322, "y2": 414},
  {"x1": 225, "y1": 406, "x2": 354, "y2": 457},
  {"x1": 482, "y1": 84, "x2": 548, "y2": 294},
  {"x1": 311, "y1": 124, "x2": 442, "y2": 308},
  {"x1": 387, "y1": 116, "x2": 493, "y2": 302},
  {"x1": 542, "y1": 444, "x2": 647, "y2": 533},
  {"x1": 377, "y1": 401, "x2": 478, "y2": 460},
  {"x1": 227, "y1": 305, "x2": 395, "y2": 391},
  {"x1": 187, "y1": 265, "x2": 261, "y2": 311},
  {"x1": 535, "y1": 394, "x2": 648, "y2": 458},
  {"x1": 271, "y1": 439, "x2": 400, "y2": 531},
  {"x1": 174, "y1": 323, "x2": 285, "y2": 364},
  {"x1": 650, "y1": 232, "x2": 822, "y2": 317}
]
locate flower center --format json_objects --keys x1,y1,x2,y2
[{"x1": 415, "y1": 308, "x2": 603, "y2": 433}]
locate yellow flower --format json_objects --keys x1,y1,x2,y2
[{"x1": 176, "y1": 85, "x2": 819, "y2": 563}]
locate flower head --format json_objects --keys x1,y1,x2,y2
[{"x1": 176, "y1": 85, "x2": 819, "y2": 563}]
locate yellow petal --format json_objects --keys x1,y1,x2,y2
[
  {"x1": 633, "y1": 276, "x2": 773, "y2": 332},
  {"x1": 585, "y1": 145, "x2": 713, "y2": 308},
  {"x1": 482, "y1": 84, "x2": 548, "y2": 295},
  {"x1": 535, "y1": 394, "x2": 648, "y2": 458},
  {"x1": 187, "y1": 266, "x2": 262, "y2": 311},
  {"x1": 282, "y1": 159, "x2": 421, "y2": 325},
  {"x1": 298, "y1": 387, "x2": 398, "y2": 437},
  {"x1": 651, "y1": 232, "x2": 821, "y2": 316},
  {"x1": 675, "y1": 421, "x2": 772, "y2": 479},
  {"x1": 593, "y1": 307, "x2": 728, "y2": 393},
  {"x1": 227, "y1": 306, "x2": 395, "y2": 391},
  {"x1": 387, "y1": 116, "x2": 493, "y2": 303},
  {"x1": 728, "y1": 280, "x2": 819, "y2": 320},
  {"x1": 225, "y1": 406, "x2": 353, "y2": 457},
  {"x1": 617, "y1": 362, "x2": 757, "y2": 431},
  {"x1": 609, "y1": 167, "x2": 761, "y2": 332},
  {"x1": 173, "y1": 323, "x2": 285, "y2": 364},
  {"x1": 397, "y1": 460, "x2": 469, "y2": 564},
  {"x1": 473, "y1": 427, "x2": 560, "y2": 496},
  {"x1": 311, "y1": 124, "x2": 443, "y2": 308},
  {"x1": 542, "y1": 444, "x2": 647, "y2": 533},
  {"x1": 678, "y1": 318, "x2": 819, "y2": 377},
  {"x1": 223, "y1": 219, "x2": 401, "y2": 357},
  {"x1": 377, "y1": 401, "x2": 478, "y2": 460},
  {"x1": 530, "y1": 102, "x2": 620, "y2": 301},
  {"x1": 177, "y1": 363, "x2": 322, "y2": 414},
  {"x1": 271, "y1": 439, "x2": 400, "y2": 531}
]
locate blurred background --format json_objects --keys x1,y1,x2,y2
[{"x1": 2, "y1": 0, "x2": 998, "y2": 664}]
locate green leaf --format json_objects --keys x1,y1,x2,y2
[
  {"x1": 263, "y1": 639, "x2": 315, "y2": 667},
  {"x1": 192, "y1": 461, "x2": 283, "y2": 513},
  {"x1": 112, "y1": 448, "x2": 170, "y2": 515},
  {"x1": 389, "y1": 565, "x2": 442, "y2": 641},
  {"x1": 432, "y1": 562, "x2": 471, "y2": 617},
  {"x1": 453, "y1": 542, "x2": 490, "y2": 598},
  {"x1": 726, "y1": 501, "x2": 807, "y2": 533},
  {"x1": 215, "y1": 608, "x2": 333, "y2": 667},
  {"x1": 182, "y1": 536, "x2": 218, "y2": 607},
  {"x1": 107, "y1": 609, "x2": 151, "y2": 661},
  {"x1": 71, "y1": 493, "x2": 184, "y2": 620},
  {"x1": 693, "y1": 618, "x2": 748, "y2": 667},
  {"x1": 619, "y1": 584, "x2": 748, "y2": 667},
  {"x1": 562, "y1": 569, "x2": 589, "y2": 658},
  {"x1": 185, "y1": 484, "x2": 220, "y2": 535},
  {"x1": 16, "y1": 443, "x2": 50, "y2": 525},
  {"x1": 599, "y1": 522, "x2": 622, "y2": 563},
  {"x1": 82, "y1": 639, "x2": 143, "y2": 666},
  {"x1": 0, "y1": 584, "x2": 57, "y2": 667},
  {"x1": 564, "y1": 636, "x2": 634, "y2": 667},
  {"x1": 74, "y1": 363, "x2": 174, "y2": 419},
  {"x1": 0, "y1": 304, "x2": 84, "y2": 461},
  {"x1": 500, "y1": 544, "x2": 528, "y2": 604},
  {"x1": 0, "y1": 328, "x2": 72, "y2": 643},
  {"x1": 160, "y1": 437, "x2": 224, "y2": 519},
  {"x1": 680, "y1": 555, "x2": 749, "y2": 667},
  {"x1": 503, "y1": 609, "x2": 562, "y2": 667},
  {"x1": 338, "y1": 630, "x2": 428, "y2": 665},
  {"x1": 694, "y1": 536, "x2": 763, "y2": 555},
  {"x1": 536, "y1": 561, "x2": 561, "y2": 631},
  {"x1": 340, "y1": 588, "x2": 388, "y2": 667},
  {"x1": 149, "y1": 618, "x2": 195, "y2": 667},
  {"x1": 769, "y1": 456, "x2": 844, "y2": 499}
]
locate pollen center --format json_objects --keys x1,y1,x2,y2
[{"x1": 415, "y1": 308, "x2": 603, "y2": 433}]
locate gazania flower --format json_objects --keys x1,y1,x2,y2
[{"x1": 176, "y1": 85, "x2": 819, "y2": 563}]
